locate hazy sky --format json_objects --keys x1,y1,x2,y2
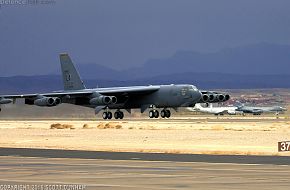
[{"x1": 0, "y1": 0, "x2": 290, "y2": 76}]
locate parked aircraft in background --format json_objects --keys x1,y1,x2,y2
[
  {"x1": 0, "y1": 54, "x2": 230, "y2": 120},
  {"x1": 187, "y1": 103, "x2": 240, "y2": 115},
  {"x1": 235, "y1": 102, "x2": 287, "y2": 115}
]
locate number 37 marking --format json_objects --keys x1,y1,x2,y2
[{"x1": 278, "y1": 141, "x2": 290, "y2": 152}]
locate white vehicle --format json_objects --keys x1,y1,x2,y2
[{"x1": 187, "y1": 103, "x2": 239, "y2": 115}]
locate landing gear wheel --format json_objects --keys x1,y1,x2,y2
[
  {"x1": 119, "y1": 111, "x2": 124, "y2": 119},
  {"x1": 107, "y1": 111, "x2": 112, "y2": 119},
  {"x1": 149, "y1": 110, "x2": 159, "y2": 118},
  {"x1": 161, "y1": 110, "x2": 166, "y2": 118},
  {"x1": 114, "y1": 111, "x2": 124, "y2": 119},
  {"x1": 114, "y1": 112, "x2": 119, "y2": 119},
  {"x1": 149, "y1": 110, "x2": 154, "y2": 118},
  {"x1": 161, "y1": 109, "x2": 171, "y2": 118},
  {"x1": 103, "y1": 111, "x2": 112, "y2": 120},
  {"x1": 102, "y1": 112, "x2": 108, "y2": 120},
  {"x1": 165, "y1": 110, "x2": 171, "y2": 118},
  {"x1": 153, "y1": 110, "x2": 159, "y2": 118}
]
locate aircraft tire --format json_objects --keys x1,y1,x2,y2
[
  {"x1": 119, "y1": 111, "x2": 124, "y2": 119},
  {"x1": 114, "y1": 112, "x2": 119, "y2": 119},
  {"x1": 102, "y1": 112, "x2": 108, "y2": 120},
  {"x1": 166, "y1": 110, "x2": 171, "y2": 118},
  {"x1": 149, "y1": 110, "x2": 154, "y2": 118},
  {"x1": 154, "y1": 110, "x2": 159, "y2": 118},
  {"x1": 107, "y1": 112, "x2": 113, "y2": 119},
  {"x1": 161, "y1": 110, "x2": 166, "y2": 118}
]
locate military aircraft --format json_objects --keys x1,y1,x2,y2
[
  {"x1": 235, "y1": 102, "x2": 287, "y2": 115},
  {"x1": 187, "y1": 103, "x2": 240, "y2": 115},
  {"x1": 0, "y1": 53, "x2": 230, "y2": 119}
]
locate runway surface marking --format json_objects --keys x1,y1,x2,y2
[
  {"x1": 1, "y1": 156, "x2": 290, "y2": 190},
  {"x1": 0, "y1": 148, "x2": 290, "y2": 189}
]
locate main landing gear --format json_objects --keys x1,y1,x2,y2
[
  {"x1": 114, "y1": 110, "x2": 124, "y2": 119},
  {"x1": 102, "y1": 110, "x2": 124, "y2": 120},
  {"x1": 102, "y1": 111, "x2": 112, "y2": 120},
  {"x1": 149, "y1": 109, "x2": 171, "y2": 119},
  {"x1": 149, "y1": 110, "x2": 159, "y2": 118}
]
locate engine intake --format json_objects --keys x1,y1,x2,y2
[
  {"x1": 202, "y1": 94, "x2": 209, "y2": 102},
  {"x1": 0, "y1": 98, "x2": 12, "y2": 104},
  {"x1": 217, "y1": 94, "x2": 225, "y2": 102},
  {"x1": 34, "y1": 97, "x2": 61, "y2": 107},
  {"x1": 200, "y1": 93, "x2": 230, "y2": 103},
  {"x1": 90, "y1": 96, "x2": 117, "y2": 105},
  {"x1": 209, "y1": 94, "x2": 215, "y2": 102}
]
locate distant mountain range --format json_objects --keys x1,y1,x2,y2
[
  {"x1": 1, "y1": 43, "x2": 290, "y2": 94},
  {"x1": 1, "y1": 73, "x2": 290, "y2": 94},
  {"x1": 75, "y1": 42, "x2": 290, "y2": 80}
]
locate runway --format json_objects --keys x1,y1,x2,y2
[{"x1": 0, "y1": 148, "x2": 290, "y2": 190}]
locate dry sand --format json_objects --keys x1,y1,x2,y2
[{"x1": 0, "y1": 117, "x2": 290, "y2": 156}]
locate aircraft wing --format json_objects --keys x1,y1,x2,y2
[
  {"x1": 0, "y1": 92, "x2": 92, "y2": 99},
  {"x1": 0, "y1": 86, "x2": 160, "y2": 99},
  {"x1": 97, "y1": 86, "x2": 160, "y2": 96}
]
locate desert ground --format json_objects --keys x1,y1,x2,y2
[{"x1": 1, "y1": 116, "x2": 290, "y2": 156}]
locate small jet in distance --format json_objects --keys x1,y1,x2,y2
[{"x1": 235, "y1": 102, "x2": 287, "y2": 115}]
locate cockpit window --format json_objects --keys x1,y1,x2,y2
[{"x1": 189, "y1": 85, "x2": 198, "y2": 91}]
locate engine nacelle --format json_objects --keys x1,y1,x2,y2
[
  {"x1": 216, "y1": 94, "x2": 225, "y2": 102},
  {"x1": 53, "y1": 97, "x2": 62, "y2": 106},
  {"x1": 225, "y1": 94, "x2": 230, "y2": 101},
  {"x1": 0, "y1": 98, "x2": 12, "y2": 104},
  {"x1": 34, "y1": 97, "x2": 61, "y2": 107},
  {"x1": 216, "y1": 94, "x2": 230, "y2": 102},
  {"x1": 209, "y1": 94, "x2": 216, "y2": 102},
  {"x1": 201, "y1": 94, "x2": 209, "y2": 102},
  {"x1": 90, "y1": 96, "x2": 117, "y2": 105},
  {"x1": 201, "y1": 93, "x2": 230, "y2": 103}
]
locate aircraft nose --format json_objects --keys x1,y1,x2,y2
[{"x1": 192, "y1": 90, "x2": 202, "y2": 102}]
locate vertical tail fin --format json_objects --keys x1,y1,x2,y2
[
  {"x1": 234, "y1": 101, "x2": 243, "y2": 108},
  {"x1": 59, "y1": 53, "x2": 86, "y2": 91}
]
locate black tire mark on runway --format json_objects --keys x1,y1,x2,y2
[{"x1": 0, "y1": 148, "x2": 289, "y2": 165}]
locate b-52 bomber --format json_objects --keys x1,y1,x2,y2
[{"x1": 0, "y1": 54, "x2": 230, "y2": 119}]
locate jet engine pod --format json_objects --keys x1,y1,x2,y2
[
  {"x1": 90, "y1": 96, "x2": 117, "y2": 105},
  {"x1": 34, "y1": 97, "x2": 55, "y2": 107},
  {"x1": 111, "y1": 96, "x2": 117, "y2": 104},
  {"x1": 217, "y1": 94, "x2": 225, "y2": 102},
  {"x1": 225, "y1": 94, "x2": 230, "y2": 101},
  {"x1": 53, "y1": 97, "x2": 62, "y2": 106},
  {"x1": 0, "y1": 98, "x2": 12, "y2": 104},
  {"x1": 202, "y1": 94, "x2": 209, "y2": 102},
  {"x1": 208, "y1": 94, "x2": 215, "y2": 102}
]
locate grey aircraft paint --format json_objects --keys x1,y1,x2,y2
[
  {"x1": 0, "y1": 54, "x2": 230, "y2": 120},
  {"x1": 235, "y1": 103, "x2": 287, "y2": 115}
]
